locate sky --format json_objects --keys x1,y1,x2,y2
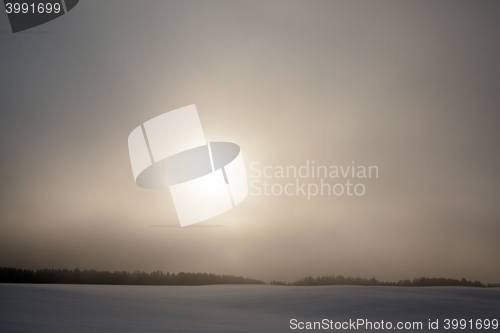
[{"x1": 0, "y1": 0, "x2": 499, "y2": 283}]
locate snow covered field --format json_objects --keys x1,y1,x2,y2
[{"x1": 0, "y1": 284, "x2": 498, "y2": 332}]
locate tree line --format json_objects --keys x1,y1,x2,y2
[
  {"x1": 270, "y1": 275, "x2": 500, "y2": 288},
  {"x1": 1, "y1": 268, "x2": 498, "y2": 287},
  {"x1": 0, "y1": 267, "x2": 265, "y2": 285}
]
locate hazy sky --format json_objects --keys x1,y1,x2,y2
[{"x1": 0, "y1": 0, "x2": 499, "y2": 283}]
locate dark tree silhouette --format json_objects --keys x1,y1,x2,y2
[
  {"x1": 1, "y1": 267, "x2": 498, "y2": 287},
  {"x1": 285, "y1": 275, "x2": 497, "y2": 288},
  {"x1": 0, "y1": 267, "x2": 265, "y2": 285}
]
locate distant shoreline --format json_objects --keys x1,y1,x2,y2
[{"x1": 1, "y1": 267, "x2": 499, "y2": 288}]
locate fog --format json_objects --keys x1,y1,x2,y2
[{"x1": 0, "y1": 1, "x2": 499, "y2": 283}]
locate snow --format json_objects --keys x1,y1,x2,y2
[{"x1": 0, "y1": 284, "x2": 498, "y2": 332}]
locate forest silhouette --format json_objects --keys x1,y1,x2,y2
[
  {"x1": 1, "y1": 267, "x2": 498, "y2": 287},
  {"x1": 270, "y1": 275, "x2": 500, "y2": 288},
  {"x1": 0, "y1": 267, "x2": 264, "y2": 285}
]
